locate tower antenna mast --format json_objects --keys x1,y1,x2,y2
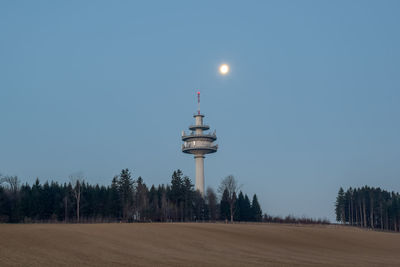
[{"x1": 197, "y1": 91, "x2": 200, "y2": 115}]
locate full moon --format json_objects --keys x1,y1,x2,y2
[{"x1": 219, "y1": 64, "x2": 229, "y2": 75}]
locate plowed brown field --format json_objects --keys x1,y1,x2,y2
[{"x1": 0, "y1": 223, "x2": 399, "y2": 266}]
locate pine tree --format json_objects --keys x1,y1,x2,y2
[
  {"x1": 170, "y1": 170, "x2": 184, "y2": 221},
  {"x1": 251, "y1": 194, "x2": 262, "y2": 222},
  {"x1": 335, "y1": 187, "x2": 345, "y2": 223},
  {"x1": 0, "y1": 186, "x2": 11, "y2": 222},
  {"x1": 182, "y1": 176, "x2": 194, "y2": 221},
  {"x1": 118, "y1": 169, "x2": 134, "y2": 221},
  {"x1": 220, "y1": 189, "x2": 230, "y2": 221},
  {"x1": 135, "y1": 176, "x2": 149, "y2": 221},
  {"x1": 243, "y1": 194, "x2": 252, "y2": 221},
  {"x1": 193, "y1": 191, "x2": 205, "y2": 221},
  {"x1": 108, "y1": 176, "x2": 120, "y2": 219},
  {"x1": 19, "y1": 183, "x2": 32, "y2": 222},
  {"x1": 235, "y1": 191, "x2": 244, "y2": 221},
  {"x1": 206, "y1": 187, "x2": 218, "y2": 221},
  {"x1": 148, "y1": 185, "x2": 159, "y2": 221}
]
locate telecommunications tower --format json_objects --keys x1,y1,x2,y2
[{"x1": 181, "y1": 92, "x2": 218, "y2": 196}]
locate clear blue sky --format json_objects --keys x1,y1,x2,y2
[{"x1": 1, "y1": 1, "x2": 399, "y2": 221}]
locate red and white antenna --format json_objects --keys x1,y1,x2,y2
[{"x1": 197, "y1": 91, "x2": 200, "y2": 115}]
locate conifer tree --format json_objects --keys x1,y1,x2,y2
[
  {"x1": 182, "y1": 176, "x2": 194, "y2": 221},
  {"x1": 135, "y1": 176, "x2": 149, "y2": 221},
  {"x1": 243, "y1": 194, "x2": 252, "y2": 221},
  {"x1": 220, "y1": 189, "x2": 230, "y2": 221},
  {"x1": 251, "y1": 194, "x2": 262, "y2": 222},
  {"x1": 335, "y1": 187, "x2": 345, "y2": 223},
  {"x1": 148, "y1": 185, "x2": 159, "y2": 221},
  {"x1": 118, "y1": 169, "x2": 134, "y2": 221},
  {"x1": 206, "y1": 187, "x2": 218, "y2": 221},
  {"x1": 235, "y1": 191, "x2": 244, "y2": 221}
]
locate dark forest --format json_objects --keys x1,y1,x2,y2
[
  {"x1": 0, "y1": 169, "x2": 262, "y2": 223},
  {"x1": 335, "y1": 186, "x2": 400, "y2": 232}
]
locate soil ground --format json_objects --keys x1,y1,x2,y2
[{"x1": 0, "y1": 223, "x2": 399, "y2": 266}]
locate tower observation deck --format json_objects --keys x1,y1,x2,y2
[{"x1": 182, "y1": 92, "x2": 218, "y2": 195}]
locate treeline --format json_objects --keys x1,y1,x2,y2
[
  {"x1": 0, "y1": 169, "x2": 262, "y2": 223},
  {"x1": 262, "y1": 215, "x2": 329, "y2": 225},
  {"x1": 335, "y1": 186, "x2": 400, "y2": 232}
]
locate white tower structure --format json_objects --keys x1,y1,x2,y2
[{"x1": 182, "y1": 92, "x2": 218, "y2": 196}]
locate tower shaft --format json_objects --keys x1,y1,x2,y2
[{"x1": 195, "y1": 155, "x2": 205, "y2": 195}]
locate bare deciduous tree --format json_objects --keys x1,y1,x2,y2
[
  {"x1": 0, "y1": 175, "x2": 20, "y2": 195},
  {"x1": 218, "y1": 175, "x2": 241, "y2": 223},
  {"x1": 69, "y1": 172, "x2": 84, "y2": 223}
]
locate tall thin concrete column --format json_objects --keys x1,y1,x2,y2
[{"x1": 195, "y1": 155, "x2": 205, "y2": 195}]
